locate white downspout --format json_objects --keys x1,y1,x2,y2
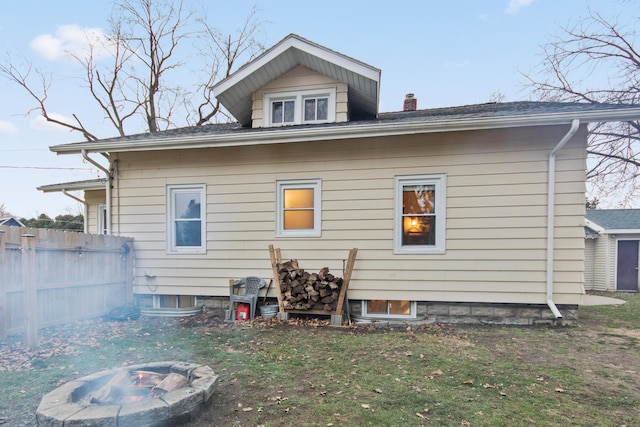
[
  {"x1": 82, "y1": 149, "x2": 111, "y2": 235},
  {"x1": 61, "y1": 190, "x2": 88, "y2": 233},
  {"x1": 546, "y1": 119, "x2": 580, "y2": 318}
]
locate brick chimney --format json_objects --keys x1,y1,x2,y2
[{"x1": 403, "y1": 93, "x2": 417, "y2": 111}]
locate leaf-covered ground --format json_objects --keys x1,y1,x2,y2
[{"x1": 1, "y1": 293, "x2": 639, "y2": 426}]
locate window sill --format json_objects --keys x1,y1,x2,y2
[
  {"x1": 166, "y1": 248, "x2": 206, "y2": 255},
  {"x1": 394, "y1": 247, "x2": 445, "y2": 255}
]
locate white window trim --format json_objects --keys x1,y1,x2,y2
[
  {"x1": 264, "y1": 88, "x2": 336, "y2": 127},
  {"x1": 362, "y1": 300, "x2": 417, "y2": 319},
  {"x1": 166, "y1": 184, "x2": 206, "y2": 254},
  {"x1": 97, "y1": 204, "x2": 107, "y2": 235},
  {"x1": 276, "y1": 179, "x2": 322, "y2": 238},
  {"x1": 394, "y1": 174, "x2": 447, "y2": 254}
]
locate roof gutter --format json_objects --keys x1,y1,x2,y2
[
  {"x1": 50, "y1": 108, "x2": 640, "y2": 155},
  {"x1": 82, "y1": 149, "x2": 111, "y2": 235},
  {"x1": 546, "y1": 118, "x2": 580, "y2": 319}
]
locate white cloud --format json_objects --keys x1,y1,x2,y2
[
  {"x1": 30, "y1": 113, "x2": 73, "y2": 132},
  {"x1": 0, "y1": 120, "x2": 19, "y2": 135},
  {"x1": 505, "y1": 0, "x2": 537, "y2": 15},
  {"x1": 30, "y1": 24, "x2": 112, "y2": 61}
]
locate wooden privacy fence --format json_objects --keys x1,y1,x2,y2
[{"x1": 0, "y1": 226, "x2": 134, "y2": 346}]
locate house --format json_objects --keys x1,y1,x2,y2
[
  {"x1": 45, "y1": 34, "x2": 640, "y2": 324},
  {"x1": 0, "y1": 217, "x2": 25, "y2": 227},
  {"x1": 585, "y1": 209, "x2": 640, "y2": 292},
  {"x1": 37, "y1": 178, "x2": 108, "y2": 234}
]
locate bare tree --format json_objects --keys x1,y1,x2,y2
[
  {"x1": 194, "y1": 6, "x2": 266, "y2": 125},
  {"x1": 524, "y1": 8, "x2": 640, "y2": 207},
  {"x1": 0, "y1": 202, "x2": 11, "y2": 218},
  {"x1": 0, "y1": 0, "x2": 265, "y2": 140}
]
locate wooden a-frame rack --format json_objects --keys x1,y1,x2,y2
[{"x1": 268, "y1": 245, "x2": 357, "y2": 323}]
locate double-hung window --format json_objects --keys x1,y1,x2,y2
[
  {"x1": 394, "y1": 174, "x2": 446, "y2": 254},
  {"x1": 265, "y1": 88, "x2": 335, "y2": 127},
  {"x1": 276, "y1": 179, "x2": 321, "y2": 237},
  {"x1": 167, "y1": 184, "x2": 206, "y2": 253}
]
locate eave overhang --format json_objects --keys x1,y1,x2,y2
[
  {"x1": 584, "y1": 218, "x2": 605, "y2": 234},
  {"x1": 50, "y1": 107, "x2": 640, "y2": 155},
  {"x1": 599, "y1": 229, "x2": 640, "y2": 235},
  {"x1": 37, "y1": 179, "x2": 107, "y2": 193}
]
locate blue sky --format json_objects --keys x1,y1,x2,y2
[{"x1": 0, "y1": 0, "x2": 633, "y2": 218}]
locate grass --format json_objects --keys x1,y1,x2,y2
[
  {"x1": 580, "y1": 291, "x2": 640, "y2": 328},
  {"x1": 1, "y1": 292, "x2": 639, "y2": 426}
]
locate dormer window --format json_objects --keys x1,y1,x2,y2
[
  {"x1": 304, "y1": 97, "x2": 328, "y2": 121},
  {"x1": 265, "y1": 88, "x2": 336, "y2": 127},
  {"x1": 272, "y1": 99, "x2": 295, "y2": 124}
]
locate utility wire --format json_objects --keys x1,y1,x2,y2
[{"x1": 0, "y1": 165, "x2": 93, "y2": 170}]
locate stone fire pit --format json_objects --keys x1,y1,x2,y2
[{"x1": 36, "y1": 361, "x2": 217, "y2": 427}]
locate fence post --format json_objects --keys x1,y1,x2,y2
[
  {"x1": 124, "y1": 239, "x2": 135, "y2": 304},
  {"x1": 21, "y1": 234, "x2": 38, "y2": 347},
  {"x1": 0, "y1": 230, "x2": 6, "y2": 339}
]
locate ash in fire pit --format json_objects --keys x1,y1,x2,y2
[
  {"x1": 89, "y1": 369, "x2": 189, "y2": 405},
  {"x1": 36, "y1": 361, "x2": 217, "y2": 427}
]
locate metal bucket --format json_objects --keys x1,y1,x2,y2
[{"x1": 259, "y1": 305, "x2": 279, "y2": 318}]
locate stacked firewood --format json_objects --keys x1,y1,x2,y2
[{"x1": 277, "y1": 259, "x2": 343, "y2": 311}]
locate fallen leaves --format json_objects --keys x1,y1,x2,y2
[
  {"x1": 0, "y1": 317, "x2": 133, "y2": 372},
  {"x1": 269, "y1": 395, "x2": 288, "y2": 404},
  {"x1": 425, "y1": 368, "x2": 444, "y2": 380},
  {"x1": 416, "y1": 408, "x2": 430, "y2": 419}
]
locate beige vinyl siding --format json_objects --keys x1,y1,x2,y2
[
  {"x1": 112, "y1": 124, "x2": 587, "y2": 305},
  {"x1": 587, "y1": 234, "x2": 611, "y2": 290},
  {"x1": 251, "y1": 65, "x2": 348, "y2": 127},
  {"x1": 584, "y1": 238, "x2": 595, "y2": 290},
  {"x1": 608, "y1": 236, "x2": 617, "y2": 289},
  {"x1": 85, "y1": 189, "x2": 106, "y2": 234}
]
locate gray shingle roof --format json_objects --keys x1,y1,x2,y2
[
  {"x1": 52, "y1": 101, "x2": 640, "y2": 149},
  {"x1": 585, "y1": 209, "x2": 640, "y2": 231}
]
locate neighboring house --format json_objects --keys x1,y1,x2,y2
[
  {"x1": 38, "y1": 179, "x2": 108, "y2": 234},
  {"x1": 0, "y1": 217, "x2": 25, "y2": 227},
  {"x1": 44, "y1": 34, "x2": 640, "y2": 324},
  {"x1": 585, "y1": 209, "x2": 640, "y2": 292}
]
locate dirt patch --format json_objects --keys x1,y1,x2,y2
[
  {"x1": 2, "y1": 306, "x2": 640, "y2": 426},
  {"x1": 182, "y1": 313, "x2": 640, "y2": 426}
]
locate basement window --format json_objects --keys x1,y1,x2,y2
[
  {"x1": 363, "y1": 300, "x2": 416, "y2": 318},
  {"x1": 154, "y1": 295, "x2": 197, "y2": 309}
]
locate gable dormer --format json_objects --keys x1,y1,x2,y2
[
  {"x1": 212, "y1": 34, "x2": 381, "y2": 128},
  {"x1": 252, "y1": 65, "x2": 348, "y2": 128}
]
